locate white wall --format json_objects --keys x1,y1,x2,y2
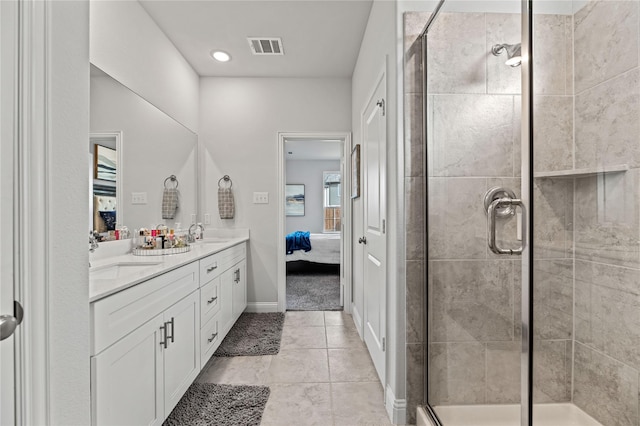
[
  {"x1": 90, "y1": 73, "x2": 198, "y2": 232},
  {"x1": 49, "y1": 1, "x2": 91, "y2": 423},
  {"x1": 90, "y1": 0, "x2": 199, "y2": 133},
  {"x1": 199, "y1": 77, "x2": 351, "y2": 305},
  {"x1": 351, "y1": 0, "x2": 401, "y2": 421},
  {"x1": 286, "y1": 159, "x2": 340, "y2": 234}
]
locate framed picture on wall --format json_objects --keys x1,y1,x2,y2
[
  {"x1": 351, "y1": 144, "x2": 360, "y2": 199},
  {"x1": 94, "y1": 144, "x2": 117, "y2": 182},
  {"x1": 285, "y1": 184, "x2": 305, "y2": 216}
]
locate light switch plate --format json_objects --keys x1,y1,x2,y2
[
  {"x1": 253, "y1": 192, "x2": 269, "y2": 204},
  {"x1": 204, "y1": 213, "x2": 211, "y2": 225},
  {"x1": 131, "y1": 192, "x2": 147, "y2": 204}
]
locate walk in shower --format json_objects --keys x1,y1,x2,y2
[{"x1": 405, "y1": 0, "x2": 640, "y2": 425}]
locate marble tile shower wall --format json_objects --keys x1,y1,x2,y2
[
  {"x1": 571, "y1": 1, "x2": 640, "y2": 425},
  {"x1": 403, "y1": 10, "x2": 574, "y2": 422}
]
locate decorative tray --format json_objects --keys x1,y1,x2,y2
[{"x1": 132, "y1": 246, "x2": 191, "y2": 256}]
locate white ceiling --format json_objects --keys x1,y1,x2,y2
[
  {"x1": 285, "y1": 140, "x2": 342, "y2": 161},
  {"x1": 139, "y1": 0, "x2": 374, "y2": 78}
]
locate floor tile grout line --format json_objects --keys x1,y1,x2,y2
[{"x1": 324, "y1": 313, "x2": 337, "y2": 426}]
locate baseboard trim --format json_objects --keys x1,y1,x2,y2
[
  {"x1": 245, "y1": 302, "x2": 279, "y2": 313},
  {"x1": 351, "y1": 303, "x2": 363, "y2": 337},
  {"x1": 385, "y1": 384, "x2": 407, "y2": 425}
]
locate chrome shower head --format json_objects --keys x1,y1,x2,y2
[{"x1": 491, "y1": 43, "x2": 522, "y2": 67}]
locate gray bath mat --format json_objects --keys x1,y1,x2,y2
[
  {"x1": 214, "y1": 312, "x2": 285, "y2": 357},
  {"x1": 287, "y1": 272, "x2": 342, "y2": 311},
  {"x1": 163, "y1": 383, "x2": 270, "y2": 426}
]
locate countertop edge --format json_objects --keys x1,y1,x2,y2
[{"x1": 89, "y1": 237, "x2": 249, "y2": 303}]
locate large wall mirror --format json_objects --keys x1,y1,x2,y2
[{"x1": 90, "y1": 65, "x2": 198, "y2": 240}]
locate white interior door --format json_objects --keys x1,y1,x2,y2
[
  {"x1": 340, "y1": 156, "x2": 345, "y2": 307},
  {"x1": 362, "y1": 72, "x2": 387, "y2": 384},
  {"x1": 1, "y1": 1, "x2": 18, "y2": 423}
]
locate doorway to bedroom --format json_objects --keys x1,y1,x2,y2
[{"x1": 277, "y1": 132, "x2": 352, "y2": 313}]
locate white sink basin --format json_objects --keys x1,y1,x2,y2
[{"x1": 90, "y1": 262, "x2": 162, "y2": 280}]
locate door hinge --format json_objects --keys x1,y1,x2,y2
[
  {"x1": 376, "y1": 99, "x2": 385, "y2": 116},
  {"x1": 382, "y1": 337, "x2": 386, "y2": 352},
  {"x1": 382, "y1": 219, "x2": 386, "y2": 234}
]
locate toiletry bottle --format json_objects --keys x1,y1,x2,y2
[{"x1": 168, "y1": 229, "x2": 175, "y2": 248}]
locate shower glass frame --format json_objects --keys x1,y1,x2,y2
[{"x1": 420, "y1": 1, "x2": 534, "y2": 425}]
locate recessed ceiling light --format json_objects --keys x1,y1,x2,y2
[{"x1": 211, "y1": 50, "x2": 231, "y2": 62}]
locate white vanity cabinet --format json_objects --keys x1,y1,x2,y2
[
  {"x1": 91, "y1": 314, "x2": 165, "y2": 426},
  {"x1": 232, "y1": 259, "x2": 247, "y2": 321},
  {"x1": 91, "y1": 262, "x2": 200, "y2": 426},
  {"x1": 90, "y1": 240, "x2": 248, "y2": 425},
  {"x1": 199, "y1": 242, "x2": 247, "y2": 368},
  {"x1": 162, "y1": 291, "x2": 200, "y2": 415}
]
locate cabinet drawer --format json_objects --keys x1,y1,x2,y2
[
  {"x1": 199, "y1": 253, "x2": 221, "y2": 284},
  {"x1": 91, "y1": 262, "x2": 199, "y2": 355},
  {"x1": 200, "y1": 276, "x2": 221, "y2": 325},
  {"x1": 200, "y1": 313, "x2": 222, "y2": 369},
  {"x1": 199, "y1": 242, "x2": 246, "y2": 287}
]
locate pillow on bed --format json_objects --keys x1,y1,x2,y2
[{"x1": 99, "y1": 211, "x2": 117, "y2": 231}]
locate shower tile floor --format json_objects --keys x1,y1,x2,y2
[
  {"x1": 197, "y1": 310, "x2": 392, "y2": 426},
  {"x1": 431, "y1": 403, "x2": 602, "y2": 426}
]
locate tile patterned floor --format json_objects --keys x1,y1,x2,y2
[{"x1": 197, "y1": 311, "x2": 392, "y2": 426}]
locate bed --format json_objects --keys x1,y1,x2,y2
[
  {"x1": 93, "y1": 195, "x2": 116, "y2": 233},
  {"x1": 286, "y1": 232, "x2": 341, "y2": 265}
]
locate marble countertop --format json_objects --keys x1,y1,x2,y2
[{"x1": 89, "y1": 233, "x2": 249, "y2": 303}]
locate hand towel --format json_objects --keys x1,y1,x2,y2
[
  {"x1": 218, "y1": 187, "x2": 235, "y2": 219},
  {"x1": 162, "y1": 188, "x2": 179, "y2": 219}
]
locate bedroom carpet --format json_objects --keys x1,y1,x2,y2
[
  {"x1": 286, "y1": 271, "x2": 342, "y2": 311},
  {"x1": 163, "y1": 383, "x2": 270, "y2": 426},
  {"x1": 214, "y1": 312, "x2": 285, "y2": 357}
]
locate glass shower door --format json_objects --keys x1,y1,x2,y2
[
  {"x1": 422, "y1": 1, "x2": 525, "y2": 424},
  {"x1": 531, "y1": 1, "x2": 639, "y2": 425}
]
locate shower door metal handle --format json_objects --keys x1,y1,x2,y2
[{"x1": 488, "y1": 197, "x2": 525, "y2": 255}]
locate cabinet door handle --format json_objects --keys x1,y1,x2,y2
[
  {"x1": 207, "y1": 296, "x2": 218, "y2": 305},
  {"x1": 159, "y1": 324, "x2": 168, "y2": 349},
  {"x1": 166, "y1": 317, "x2": 175, "y2": 343},
  {"x1": 208, "y1": 332, "x2": 218, "y2": 343},
  {"x1": 207, "y1": 265, "x2": 218, "y2": 273}
]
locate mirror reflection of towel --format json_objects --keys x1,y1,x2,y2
[
  {"x1": 218, "y1": 188, "x2": 235, "y2": 219},
  {"x1": 162, "y1": 188, "x2": 179, "y2": 219}
]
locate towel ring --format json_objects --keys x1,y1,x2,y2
[
  {"x1": 218, "y1": 175, "x2": 232, "y2": 189},
  {"x1": 164, "y1": 175, "x2": 179, "y2": 189}
]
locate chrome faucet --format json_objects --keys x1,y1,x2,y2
[
  {"x1": 188, "y1": 223, "x2": 204, "y2": 243},
  {"x1": 89, "y1": 231, "x2": 99, "y2": 267},
  {"x1": 89, "y1": 231, "x2": 100, "y2": 253}
]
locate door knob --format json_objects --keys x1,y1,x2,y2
[
  {"x1": 0, "y1": 315, "x2": 18, "y2": 341},
  {"x1": 358, "y1": 236, "x2": 367, "y2": 244}
]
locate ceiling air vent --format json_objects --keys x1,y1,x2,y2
[{"x1": 248, "y1": 37, "x2": 284, "y2": 55}]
